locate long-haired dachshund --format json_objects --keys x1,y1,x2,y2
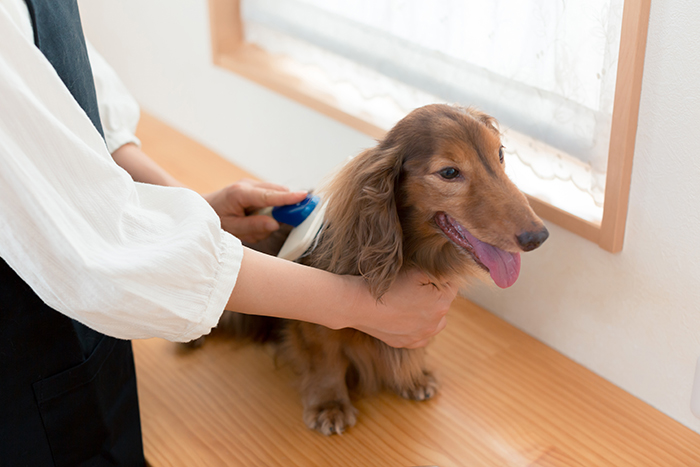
[{"x1": 217, "y1": 104, "x2": 548, "y2": 435}]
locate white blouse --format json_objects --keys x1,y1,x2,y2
[{"x1": 0, "y1": 1, "x2": 243, "y2": 342}]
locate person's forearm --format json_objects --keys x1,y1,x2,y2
[
  {"x1": 227, "y1": 247, "x2": 362, "y2": 331},
  {"x1": 227, "y1": 247, "x2": 455, "y2": 349},
  {"x1": 111, "y1": 142, "x2": 186, "y2": 188}
]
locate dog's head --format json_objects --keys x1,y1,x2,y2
[
  {"x1": 318, "y1": 104, "x2": 548, "y2": 297},
  {"x1": 392, "y1": 104, "x2": 548, "y2": 288}
]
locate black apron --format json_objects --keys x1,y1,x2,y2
[{"x1": 0, "y1": 1, "x2": 145, "y2": 465}]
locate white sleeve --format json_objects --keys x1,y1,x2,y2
[
  {"x1": 86, "y1": 41, "x2": 143, "y2": 154},
  {"x1": 0, "y1": 6, "x2": 242, "y2": 342}
]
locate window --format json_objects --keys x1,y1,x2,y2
[{"x1": 208, "y1": 0, "x2": 651, "y2": 252}]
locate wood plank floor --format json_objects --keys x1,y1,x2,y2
[{"x1": 134, "y1": 113, "x2": 700, "y2": 466}]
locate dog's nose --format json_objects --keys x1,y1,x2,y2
[{"x1": 516, "y1": 227, "x2": 549, "y2": 252}]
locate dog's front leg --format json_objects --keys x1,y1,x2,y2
[
  {"x1": 288, "y1": 323, "x2": 357, "y2": 435},
  {"x1": 384, "y1": 347, "x2": 439, "y2": 401}
]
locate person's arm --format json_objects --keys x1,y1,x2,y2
[
  {"x1": 110, "y1": 142, "x2": 186, "y2": 188},
  {"x1": 110, "y1": 141, "x2": 309, "y2": 243},
  {"x1": 89, "y1": 43, "x2": 311, "y2": 242},
  {"x1": 229, "y1": 248, "x2": 454, "y2": 348}
]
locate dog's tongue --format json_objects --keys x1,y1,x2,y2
[
  {"x1": 469, "y1": 232, "x2": 521, "y2": 288},
  {"x1": 439, "y1": 213, "x2": 521, "y2": 288}
]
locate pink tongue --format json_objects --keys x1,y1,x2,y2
[{"x1": 457, "y1": 223, "x2": 521, "y2": 289}]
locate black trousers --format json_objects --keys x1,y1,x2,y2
[{"x1": 0, "y1": 260, "x2": 145, "y2": 466}]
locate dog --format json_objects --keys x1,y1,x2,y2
[{"x1": 215, "y1": 104, "x2": 549, "y2": 435}]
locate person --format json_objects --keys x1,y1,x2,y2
[{"x1": 0, "y1": 0, "x2": 457, "y2": 464}]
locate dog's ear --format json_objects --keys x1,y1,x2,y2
[{"x1": 319, "y1": 146, "x2": 404, "y2": 299}]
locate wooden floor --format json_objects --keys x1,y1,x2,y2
[{"x1": 134, "y1": 113, "x2": 700, "y2": 466}]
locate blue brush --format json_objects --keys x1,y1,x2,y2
[
  {"x1": 271, "y1": 194, "x2": 320, "y2": 227},
  {"x1": 271, "y1": 194, "x2": 327, "y2": 261}
]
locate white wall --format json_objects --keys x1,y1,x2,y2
[
  {"x1": 79, "y1": 0, "x2": 700, "y2": 433},
  {"x1": 79, "y1": 0, "x2": 373, "y2": 191}
]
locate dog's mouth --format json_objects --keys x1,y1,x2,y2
[{"x1": 434, "y1": 212, "x2": 521, "y2": 288}]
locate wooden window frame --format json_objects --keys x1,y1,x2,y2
[{"x1": 208, "y1": 0, "x2": 651, "y2": 253}]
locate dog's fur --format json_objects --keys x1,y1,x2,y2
[{"x1": 215, "y1": 104, "x2": 548, "y2": 435}]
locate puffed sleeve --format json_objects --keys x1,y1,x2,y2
[
  {"x1": 87, "y1": 41, "x2": 142, "y2": 154},
  {"x1": 0, "y1": 7, "x2": 242, "y2": 342}
]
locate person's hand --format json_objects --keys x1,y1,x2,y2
[
  {"x1": 349, "y1": 269, "x2": 458, "y2": 349},
  {"x1": 203, "y1": 179, "x2": 308, "y2": 242}
]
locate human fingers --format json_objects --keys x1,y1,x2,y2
[
  {"x1": 434, "y1": 314, "x2": 448, "y2": 334},
  {"x1": 440, "y1": 280, "x2": 459, "y2": 300},
  {"x1": 402, "y1": 315, "x2": 447, "y2": 349},
  {"x1": 238, "y1": 186, "x2": 308, "y2": 211},
  {"x1": 238, "y1": 179, "x2": 296, "y2": 193},
  {"x1": 418, "y1": 274, "x2": 458, "y2": 307},
  {"x1": 222, "y1": 215, "x2": 279, "y2": 242},
  {"x1": 405, "y1": 337, "x2": 431, "y2": 349}
]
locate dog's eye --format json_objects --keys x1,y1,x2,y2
[
  {"x1": 438, "y1": 167, "x2": 460, "y2": 180},
  {"x1": 499, "y1": 146, "x2": 505, "y2": 164}
]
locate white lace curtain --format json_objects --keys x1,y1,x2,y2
[{"x1": 241, "y1": 0, "x2": 624, "y2": 223}]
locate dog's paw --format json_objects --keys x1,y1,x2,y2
[
  {"x1": 398, "y1": 371, "x2": 439, "y2": 401},
  {"x1": 303, "y1": 400, "x2": 358, "y2": 435}
]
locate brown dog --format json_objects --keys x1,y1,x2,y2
[{"x1": 219, "y1": 104, "x2": 548, "y2": 435}]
